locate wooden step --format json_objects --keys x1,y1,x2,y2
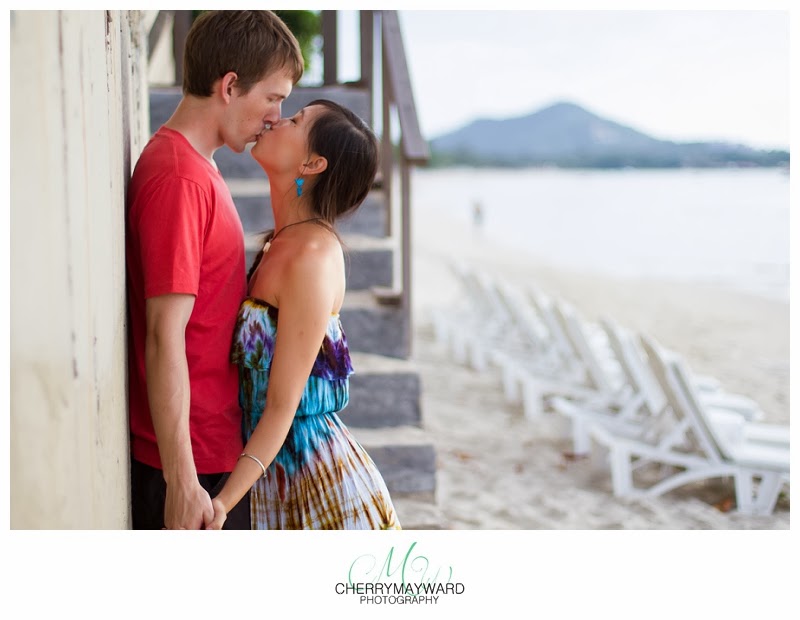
[
  {"x1": 342, "y1": 352, "x2": 422, "y2": 428},
  {"x1": 349, "y1": 425, "x2": 437, "y2": 503},
  {"x1": 343, "y1": 234, "x2": 395, "y2": 291},
  {"x1": 338, "y1": 192, "x2": 388, "y2": 238},
  {"x1": 340, "y1": 290, "x2": 409, "y2": 359}
]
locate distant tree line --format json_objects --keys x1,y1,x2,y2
[{"x1": 428, "y1": 149, "x2": 790, "y2": 169}]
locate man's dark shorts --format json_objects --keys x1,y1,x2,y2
[{"x1": 130, "y1": 459, "x2": 251, "y2": 530}]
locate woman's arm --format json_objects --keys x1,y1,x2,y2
[{"x1": 208, "y1": 247, "x2": 339, "y2": 527}]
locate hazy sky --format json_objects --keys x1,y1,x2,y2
[{"x1": 340, "y1": 9, "x2": 790, "y2": 150}]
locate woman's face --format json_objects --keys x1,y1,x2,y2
[{"x1": 250, "y1": 104, "x2": 325, "y2": 175}]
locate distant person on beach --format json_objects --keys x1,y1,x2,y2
[
  {"x1": 472, "y1": 200, "x2": 485, "y2": 240},
  {"x1": 473, "y1": 201, "x2": 484, "y2": 228},
  {"x1": 205, "y1": 99, "x2": 400, "y2": 530},
  {"x1": 125, "y1": 11, "x2": 304, "y2": 530}
]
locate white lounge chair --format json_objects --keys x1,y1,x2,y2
[
  {"x1": 582, "y1": 333, "x2": 790, "y2": 516},
  {"x1": 546, "y1": 302, "x2": 675, "y2": 450},
  {"x1": 464, "y1": 270, "x2": 532, "y2": 372},
  {"x1": 490, "y1": 286, "x2": 624, "y2": 418},
  {"x1": 662, "y1": 337, "x2": 788, "y2": 514},
  {"x1": 550, "y1": 301, "x2": 630, "y2": 405},
  {"x1": 599, "y1": 317, "x2": 765, "y2": 423},
  {"x1": 527, "y1": 286, "x2": 584, "y2": 372},
  {"x1": 432, "y1": 263, "x2": 511, "y2": 368},
  {"x1": 553, "y1": 317, "x2": 783, "y2": 458},
  {"x1": 489, "y1": 281, "x2": 583, "y2": 405},
  {"x1": 492, "y1": 279, "x2": 560, "y2": 370}
]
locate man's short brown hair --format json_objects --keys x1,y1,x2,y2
[{"x1": 183, "y1": 11, "x2": 304, "y2": 97}]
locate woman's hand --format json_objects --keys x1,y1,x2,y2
[{"x1": 206, "y1": 497, "x2": 228, "y2": 530}]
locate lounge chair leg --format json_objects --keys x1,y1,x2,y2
[
  {"x1": 501, "y1": 365, "x2": 520, "y2": 404},
  {"x1": 608, "y1": 447, "x2": 633, "y2": 497},
  {"x1": 751, "y1": 473, "x2": 783, "y2": 516},
  {"x1": 734, "y1": 472, "x2": 757, "y2": 516},
  {"x1": 572, "y1": 418, "x2": 591, "y2": 456},
  {"x1": 521, "y1": 378, "x2": 546, "y2": 419}
]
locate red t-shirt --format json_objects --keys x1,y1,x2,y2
[{"x1": 126, "y1": 126, "x2": 246, "y2": 474}]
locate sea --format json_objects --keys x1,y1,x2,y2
[{"x1": 411, "y1": 167, "x2": 790, "y2": 302}]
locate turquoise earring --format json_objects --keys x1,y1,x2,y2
[{"x1": 295, "y1": 177, "x2": 305, "y2": 197}]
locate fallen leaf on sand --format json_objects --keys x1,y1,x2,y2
[
  {"x1": 713, "y1": 497, "x2": 735, "y2": 513},
  {"x1": 562, "y1": 451, "x2": 590, "y2": 462}
]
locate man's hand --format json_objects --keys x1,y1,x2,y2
[
  {"x1": 164, "y1": 479, "x2": 214, "y2": 529},
  {"x1": 205, "y1": 497, "x2": 228, "y2": 530}
]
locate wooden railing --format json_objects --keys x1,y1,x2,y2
[
  {"x1": 327, "y1": 11, "x2": 430, "y2": 355},
  {"x1": 377, "y1": 10, "x2": 430, "y2": 348}
]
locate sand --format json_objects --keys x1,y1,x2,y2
[{"x1": 409, "y1": 208, "x2": 790, "y2": 529}]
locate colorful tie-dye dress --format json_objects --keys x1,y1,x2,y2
[{"x1": 230, "y1": 297, "x2": 401, "y2": 530}]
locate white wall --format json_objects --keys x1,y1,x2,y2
[{"x1": 10, "y1": 10, "x2": 149, "y2": 528}]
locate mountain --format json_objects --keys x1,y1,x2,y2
[{"x1": 428, "y1": 102, "x2": 789, "y2": 169}]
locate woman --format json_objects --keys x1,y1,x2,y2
[{"x1": 207, "y1": 100, "x2": 400, "y2": 530}]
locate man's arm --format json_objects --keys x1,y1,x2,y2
[{"x1": 145, "y1": 293, "x2": 213, "y2": 529}]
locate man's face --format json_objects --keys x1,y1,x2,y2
[{"x1": 224, "y1": 69, "x2": 294, "y2": 153}]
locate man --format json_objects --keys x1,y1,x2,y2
[{"x1": 126, "y1": 11, "x2": 304, "y2": 529}]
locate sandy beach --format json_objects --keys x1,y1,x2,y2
[{"x1": 409, "y1": 208, "x2": 790, "y2": 529}]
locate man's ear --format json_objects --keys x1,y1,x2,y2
[
  {"x1": 302, "y1": 155, "x2": 328, "y2": 176},
  {"x1": 220, "y1": 72, "x2": 238, "y2": 103}
]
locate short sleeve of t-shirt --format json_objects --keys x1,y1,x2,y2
[{"x1": 135, "y1": 178, "x2": 210, "y2": 299}]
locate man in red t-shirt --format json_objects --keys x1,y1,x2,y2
[{"x1": 126, "y1": 11, "x2": 304, "y2": 529}]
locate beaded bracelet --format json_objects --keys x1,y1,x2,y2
[{"x1": 239, "y1": 453, "x2": 267, "y2": 479}]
